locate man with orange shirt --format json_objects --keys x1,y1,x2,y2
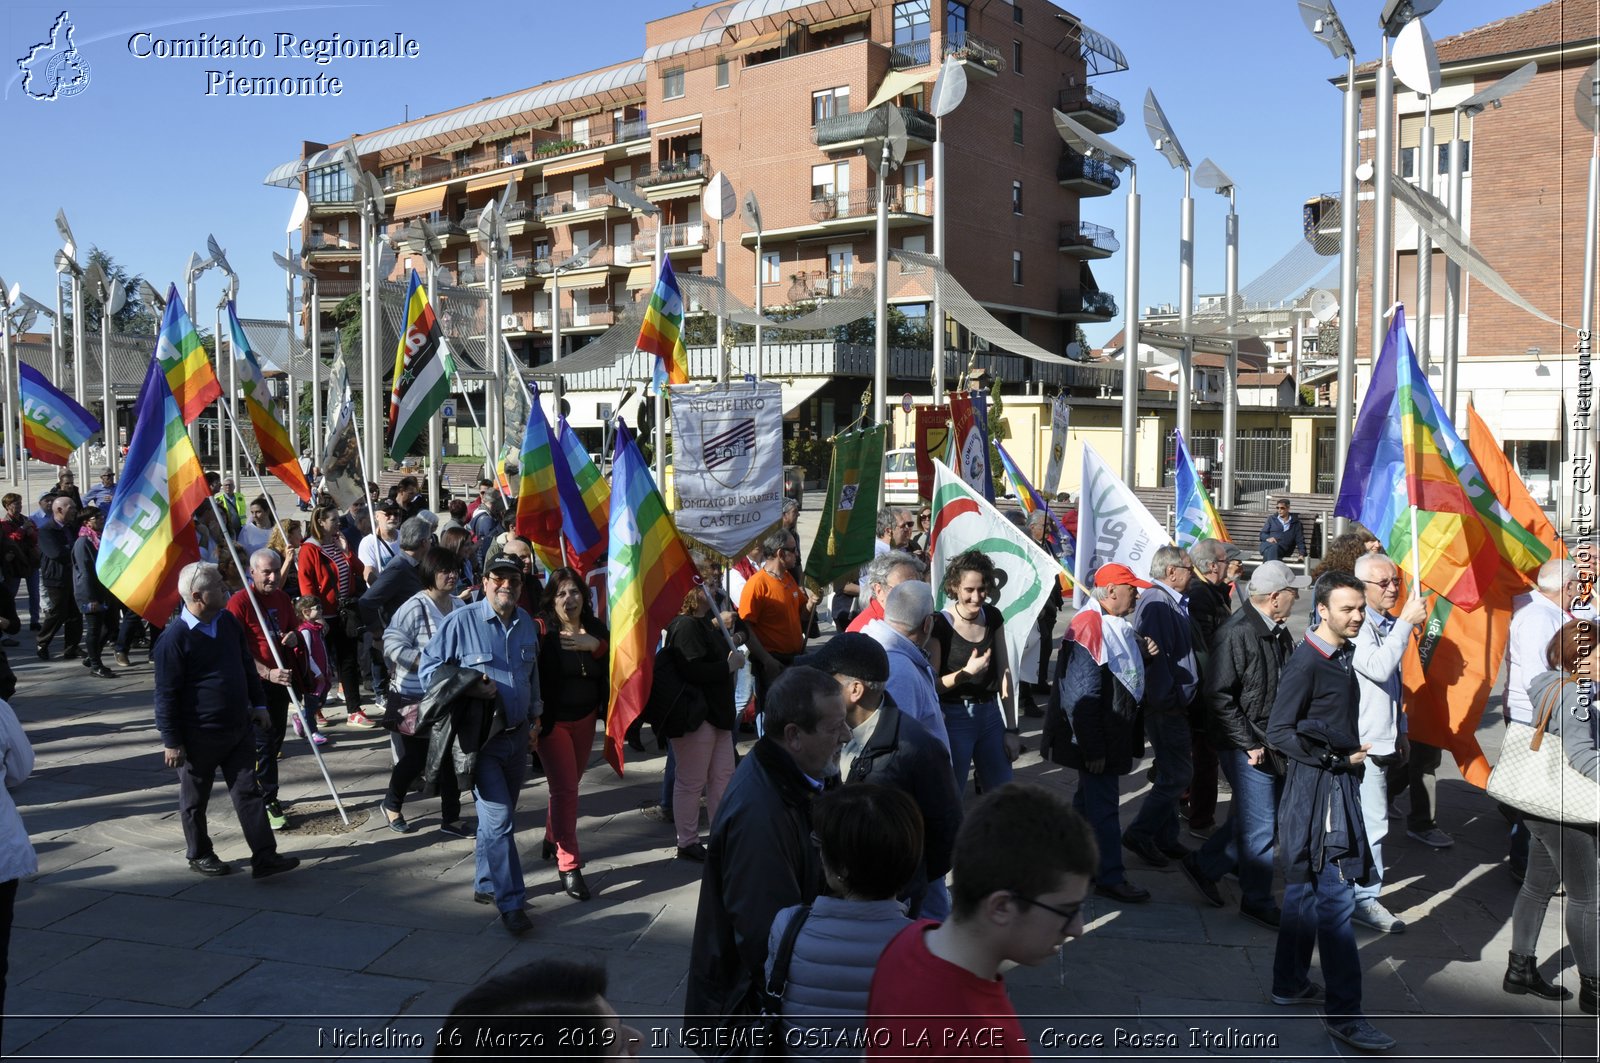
[
  {"x1": 739, "y1": 530, "x2": 815, "y2": 710},
  {"x1": 867, "y1": 783, "x2": 1096, "y2": 1058}
]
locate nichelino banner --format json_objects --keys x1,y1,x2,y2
[{"x1": 668, "y1": 380, "x2": 784, "y2": 560}]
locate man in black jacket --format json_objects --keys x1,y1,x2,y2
[
  {"x1": 153, "y1": 562, "x2": 297, "y2": 880},
  {"x1": 684, "y1": 666, "x2": 848, "y2": 1051},
  {"x1": 1258, "y1": 499, "x2": 1305, "y2": 561},
  {"x1": 1181, "y1": 537, "x2": 1241, "y2": 835},
  {"x1": 1263, "y1": 571, "x2": 1392, "y2": 1054},
  {"x1": 1180, "y1": 560, "x2": 1306, "y2": 927},
  {"x1": 35, "y1": 495, "x2": 81, "y2": 660},
  {"x1": 804, "y1": 633, "x2": 962, "y2": 919}
]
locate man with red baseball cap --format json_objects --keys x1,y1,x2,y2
[{"x1": 1042, "y1": 562, "x2": 1159, "y2": 903}]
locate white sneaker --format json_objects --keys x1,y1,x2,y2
[
  {"x1": 1352, "y1": 899, "x2": 1407, "y2": 934},
  {"x1": 1406, "y1": 826, "x2": 1454, "y2": 848}
]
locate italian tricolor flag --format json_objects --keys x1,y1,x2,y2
[{"x1": 387, "y1": 269, "x2": 456, "y2": 460}]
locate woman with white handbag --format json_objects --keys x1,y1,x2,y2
[{"x1": 1499, "y1": 619, "x2": 1599, "y2": 1012}]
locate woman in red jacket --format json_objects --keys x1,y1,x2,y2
[{"x1": 297, "y1": 504, "x2": 371, "y2": 725}]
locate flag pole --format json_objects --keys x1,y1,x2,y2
[
  {"x1": 214, "y1": 393, "x2": 300, "y2": 549},
  {"x1": 1409, "y1": 504, "x2": 1422, "y2": 601},
  {"x1": 205, "y1": 494, "x2": 348, "y2": 824}
]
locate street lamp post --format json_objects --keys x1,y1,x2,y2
[
  {"x1": 930, "y1": 57, "x2": 969, "y2": 405},
  {"x1": 1143, "y1": 90, "x2": 1195, "y2": 445},
  {"x1": 1196, "y1": 159, "x2": 1239, "y2": 507},
  {"x1": 272, "y1": 253, "x2": 321, "y2": 464}
]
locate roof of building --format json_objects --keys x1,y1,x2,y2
[
  {"x1": 1239, "y1": 372, "x2": 1292, "y2": 386},
  {"x1": 1358, "y1": 0, "x2": 1598, "y2": 74}
]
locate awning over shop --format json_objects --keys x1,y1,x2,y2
[
  {"x1": 543, "y1": 156, "x2": 603, "y2": 178},
  {"x1": 393, "y1": 186, "x2": 447, "y2": 220}
]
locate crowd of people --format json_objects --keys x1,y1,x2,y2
[{"x1": 0, "y1": 470, "x2": 1591, "y2": 1059}]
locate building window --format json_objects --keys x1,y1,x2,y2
[
  {"x1": 812, "y1": 86, "x2": 850, "y2": 124},
  {"x1": 663, "y1": 66, "x2": 685, "y2": 100},
  {"x1": 307, "y1": 164, "x2": 353, "y2": 203},
  {"x1": 1013, "y1": 1, "x2": 1024, "y2": 23},
  {"x1": 453, "y1": 148, "x2": 472, "y2": 169},
  {"x1": 1012, "y1": 250, "x2": 1023, "y2": 285},
  {"x1": 1013, "y1": 109, "x2": 1024, "y2": 144},
  {"x1": 1011, "y1": 180, "x2": 1022, "y2": 214},
  {"x1": 761, "y1": 251, "x2": 782, "y2": 283},
  {"x1": 1013, "y1": 40, "x2": 1023, "y2": 73},
  {"x1": 716, "y1": 56, "x2": 730, "y2": 88},
  {"x1": 571, "y1": 117, "x2": 590, "y2": 144},
  {"x1": 901, "y1": 233, "x2": 927, "y2": 273},
  {"x1": 947, "y1": 1, "x2": 967, "y2": 43},
  {"x1": 828, "y1": 244, "x2": 855, "y2": 294},
  {"x1": 895, "y1": 0, "x2": 932, "y2": 43},
  {"x1": 812, "y1": 161, "x2": 849, "y2": 211}
]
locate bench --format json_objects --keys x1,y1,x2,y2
[{"x1": 1127, "y1": 486, "x2": 1336, "y2": 574}]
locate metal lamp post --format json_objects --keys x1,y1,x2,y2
[
  {"x1": 84, "y1": 262, "x2": 125, "y2": 476},
  {"x1": 1143, "y1": 91, "x2": 1195, "y2": 445},
  {"x1": 55, "y1": 211, "x2": 92, "y2": 481},
  {"x1": 1195, "y1": 159, "x2": 1239, "y2": 507},
  {"x1": 1052, "y1": 109, "x2": 1139, "y2": 483},
  {"x1": 930, "y1": 57, "x2": 969, "y2": 405},
  {"x1": 868, "y1": 103, "x2": 909, "y2": 428}
]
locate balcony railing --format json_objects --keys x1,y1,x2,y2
[
  {"x1": 1058, "y1": 221, "x2": 1121, "y2": 255},
  {"x1": 531, "y1": 305, "x2": 626, "y2": 331},
  {"x1": 1057, "y1": 86, "x2": 1125, "y2": 128},
  {"x1": 534, "y1": 188, "x2": 619, "y2": 219},
  {"x1": 809, "y1": 187, "x2": 910, "y2": 221},
  {"x1": 1057, "y1": 151, "x2": 1121, "y2": 192},
  {"x1": 459, "y1": 203, "x2": 525, "y2": 232},
  {"x1": 637, "y1": 155, "x2": 711, "y2": 189},
  {"x1": 813, "y1": 106, "x2": 936, "y2": 148},
  {"x1": 945, "y1": 31, "x2": 1002, "y2": 73},
  {"x1": 634, "y1": 222, "x2": 706, "y2": 254},
  {"x1": 889, "y1": 38, "x2": 932, "y2": 69},
  {"x1": 612, "y1": 116, "x2": 650, "y2": 143},
  {"x1": 304, "y1": 234, "x2": 360, "y2": 252},
  {"x1": 1061, "y1": 289, "x2": 1118, "y2": 318}
]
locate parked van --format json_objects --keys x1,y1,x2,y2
[{"x1": 883, "y1": 448, "x2": 919, "y2": 505}]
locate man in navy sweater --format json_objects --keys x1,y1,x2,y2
[{"x1": 154, "y1": 562, "x2": 298, "y2": 880}]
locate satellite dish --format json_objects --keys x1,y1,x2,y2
[
  {"x1": 1066, "y1": 341, "x2": 1082, "y2": 361},
  {"x1": 1298, "y1": 0, "x2": 1354, "y2": 60},
  {"x1": 498, "y1": 176, "x2": 519, "y2": 214},
  {"x1": 703, "y1": 171, "x2": 737, "y2": 220},
  {"x1": 1391, "y1": 17, "x2": 1440, "y2": 97},
  {"x1": 1310, "y1": 289, "x2": 1339, "y2": 323},
  {"x1": 83, "y1": 260, "x2": 105, "y2": 292},
  {"x1": 741, "y1": 190, "x2": 763, "y2": 235},
  {"x1": 286, "y1": 191, "x2": 310, "y2": 233},
  {"x1": 206, "y1": 234, "x2": 227, "y2": 265},
  {"x1": 375, "y1": 241, "x2": 396, "y2": 278},
  {"x1": 19, "y1": 292, "x2": 55, "y2": 317},
  {"x1": 137, "y1": 281, "x2": 166, "y2": 312},
  {"x1": 54, "y1": 209, "x2": 76, "y2": 259},
  {"x1": 1461, "y1": 61, "x2": 1535, "y2": 116},
  {"x1": 187, "y1": 251, "x2": 204, "y2": 278},
  {"x1": 1052, "y1": 109, "x2": 1135, "y2": 170},
  {"x1": 604, "y1": 177, "x2": 656, "y2": 215},
  {"x1": 1577, "y1": 60, "x2": 1600, "y2": 133},
  {"x1": 1355, "y1": 160, "x2": 1375, "y2": 183},
  {"x1": 866, "y1": 104, "x2": 908, "y2": 171},
  {"x1": 549, "y1": 238, "x2": 603, "y2": 275},
  {"x1": 1143, "y1": 89, "x2": 1190, "y2": 171},
  {"x1": 931, "y1": 56, "x2": 968, "y2": 118},
  {"x1": 107, "y1": 280, "x2": 127, "y2": 316},
  {"x1": 272, "y1": 251, "x2": 294, "y2": 271},
  {"x1": 16, "y1": 309, "x2": 37, "y2": 334},
  {"x1": 475, "y1": 200, "x2": 500, "y2": 246},
  {"x1": 5, "y1": 281, "x2": 18, "y2": 306},
  {"x1": 362, "y1": 172, "x2": 386, "y2": 212},
  {"x1": 54, "y1": 249, "x2": 75, "y2": 274},
  {"x1": 1194, "y1": 158, "x2": 1235, "y2": 196}
]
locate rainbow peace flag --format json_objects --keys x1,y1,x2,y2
[
  {"x1": 554, "y1": 416, "x2": 609, "y2": 574},
  {"x1": 638, "y1": 255, "x2": 689, "y2": 388},
  {"x1": 155, "y1": 284, "x2": 222, "y2": 425},
  {"x1": 1173, "y1": 429, "x2": 1230, "y2": 548},
  {"x1": 96, "y1": 356, "x2": 209, "y2": 624},
  {"x1": 18, "y1": 362, "x2": 99, "y2": 466},
  {"x1": 606, "y1": 419, "x2": 698, "y2": 776},
  {"x1": 1336, "y1": 308, "x2": 1548, "y2": 610},
  {"x1": 995, "y1": 439, "x2": 1075, "y2": 592},
  {"x1": 228, "y1": 302, "x2": 310, "y2": 502},
  {"x1": 512, "y1": 379, "x2": 563, "y2": 571}
]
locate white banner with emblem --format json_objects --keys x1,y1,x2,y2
[
  {"x1": 1043, "y1": 395, "x2": 1071, "y2": 498},
  {"x1": 668, "y1": 380, "x2": 785, "y2": 560}
]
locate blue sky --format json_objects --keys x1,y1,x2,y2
[{"x1": 1, "y1": 0, "x2": 1529, "y2": 349}]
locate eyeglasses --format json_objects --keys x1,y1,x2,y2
[
  {"x1": 1012, "y1": 893, "x2": 1084, "y2": 934},
  {"x1": 897, "y1": 521, "x2": 915, "y2": 529},
  {"x1": 1364, "y1": 578, "x2": 1401, "y2": 589}
]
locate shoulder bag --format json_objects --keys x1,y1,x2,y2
[
  {"x1": 1487, "y1": 677, "x2": 1600, "y2": 826},
  {"x1": 717, "y1": 905, "x2": 811, "y2": 1061}
]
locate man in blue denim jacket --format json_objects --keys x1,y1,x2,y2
[{"x1": 421, "y1": 554, "x2": 542, "y2": 935}]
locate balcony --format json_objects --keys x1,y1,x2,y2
[
  {"x1": 307, "y1": 194, "x2": 358, "y2": 216},
  {"x1": 1057, "y1": 86, "x2": 1125, "y2": 133},
  {"x1": 889, "y1": 38, "x2": 932, "y2": 70},
  {"x1": 638, "y1": 155, "x2": 712, "y2": 198},
  {"x1": 809, "y1": 188, "x2": 905, "y2": 222},
  {"x1": 530, "y1": 305, "x2": 625, "y2": 332},
  {"x1": 1060, "y1": 288, "x2": 1118, "y2": 321},
  {"x1": 304, "y1": 233, "x2": 361, "y2": 259},
  {"x1": 533, "y1": 188, "x2": 627, "y2": 226},
  {"x1": 1057, "y1": 151, "x2": 1120, "y2": 197},
  {"x1": 1058, "y1": 221, "x2": 1120, "y2": 259},
  {"x1": 612, "y1": 116, "x2": 650, "y2": 143},
  {"x1": 634, "y1": 222, "x2": 706, "y2": 257},
  {"x1": 945, "y1": 31, "x2": 1002, "y2": 77},
  {"x1": 814, "y1": 107, "x2": 936, "y2": 152}
]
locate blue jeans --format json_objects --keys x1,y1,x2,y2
[
  {"x1": 1125, "y1": 710, "x2": 1193, "y2": 850},
  {"x1": 1072, "y1": 771, "x2": 1127, "y2": 886},
  {"x1": 473, "y1": 723, "x2": 531, "y2": 914},
  {"x1": 1353, "y1": 760, "x2": 1390, "y2": 905},
  {"x1": 941, "y1": 698, "x2": 1012, "y2": 795},
  {"x1": 1196, "y1": 747, "x2": 1282, "y2": 910},
  {"x1": 1275, "y1": 858, "x2": 1363, "y2": 1022}
]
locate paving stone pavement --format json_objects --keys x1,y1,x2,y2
[{"x1": 1, "y1": 507, "x2": 1596, "y2": 1060}]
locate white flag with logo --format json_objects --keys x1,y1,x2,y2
[
  {"x1": 1043, "y1": 396, "x2": 1071, "y2": 498},
  {"x1": 1072, "y1": 446, "x2": 1172, "y2": 607},
  {"x1": 668, "y1": 380, "x2": 785, "y2": 559},
  {"x1": 929, "y1": 460, "x2": 1065, "y2": 705}
]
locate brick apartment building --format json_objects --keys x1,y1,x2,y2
[
  {"x1": 264, "y1": 0, "x2": 1131, "y2": 445},
  {"x1": 1345, "y1": 0, "x2": 1598, "y2": 516}
]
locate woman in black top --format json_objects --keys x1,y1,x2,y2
[
  {"x1": 535, "y1": 567, "x2": 608, "y2": 901},
  {"x1": 661, "y1": 584, "x2": 744, "y2": 861},
  {"x1": 927, "y1": 549, "x2": 1019, "y2": 795}
]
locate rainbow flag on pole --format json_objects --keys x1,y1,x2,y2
[
  {"x1": 228, "y1": 302, "x2": 311, "y2": 502},
  {"x1": 513, "y1": 380, "x2": 563, "y2": 571},
  {"x1": 554, "y1": 416, "x2": 609, "y2": 574},
  {"x1": 1337, "y1": 308, "x2": 1547, "y2": 610},
  {"x1": 994, "y1": 439, "x2": 1075, "y2": 592},
  {"x1": 638, "y1": 255, "x2": 689, "y2": 388},
  {"x1": 18, "y1": 362, "x2": 99, "y2": 466},
  {"x1": 154, "y1": 284, "x2": 221, "y2": 425},
  {"x1": 96, "y1": 357, "x2": 209, "y2": 624},
  {"x1": 605, "y1": 418, "x2": 698, "y2": 776},
  {"x1": 1173, "y1": 429, "x2": 1230, "y2": 548}
]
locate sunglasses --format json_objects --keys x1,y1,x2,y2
[{"x1": 1364, "y1": 578, "x2": 1402, "y2": 589}]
